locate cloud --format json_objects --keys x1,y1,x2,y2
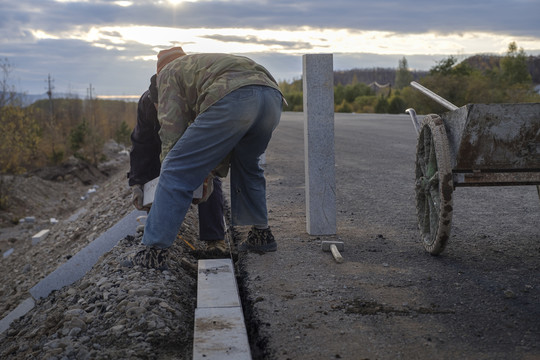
[
  {"x1": 1, "y1": 0, "x2": 539, "y2": 95},
  {"x1": 200, "y1": 34, "x2": 314, "y2": 50},
  {"x1": 3, "y1": 0, "x2": 539, "y2": 37},
  {"x1": 3, "y1": 38, "x2": 155, "y2": 96}
]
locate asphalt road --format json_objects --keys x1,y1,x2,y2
[{"x1": 236, "y1": 112, "x2": 540, "y2": 360}]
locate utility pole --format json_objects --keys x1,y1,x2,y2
[
  {"x1": 46, "y1": 74, "x2": 57, "y2": 158},
  {"x1": 87, "y1": 83, "x2": 97, "y2": 129},
  {"x1": 46, "y1": 74, "x2": 54, "y2": 115},
  {"x1": 87, "y1": 83, "x2": 94, "y2": 102},
  {"x1": 86, "y1": 83, "x2": 99, "y2": 165}
]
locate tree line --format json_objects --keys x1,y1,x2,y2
[
  {"x1": 0, "y1": 60, "x2": 136, "y2": 178},
  {"x1": 0, "y1": 61, "x2": 137, "y2": 209},
  {"x1": 280, "y1": 42, "x2": 540, "y2": 115}
]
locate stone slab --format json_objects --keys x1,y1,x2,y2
[
  {"x1": 193, "y1": 307, "x2": 251, "y2": 360},
  {"x1": 143, "y1": 177, "x2": 203, "y2": 207},
  {"x1": 0, "y1": 297, "x2": 35, "y2": 334},
  {"x1": 302, "y1": 53, "x2": 337, "y2": 235},
  {"x1": 66, "y1": 207, "x2": 87, "y2": 222},
  {"x1": 142, "y1": 177, "x2": 159, "y2": 206},
  {"x1": 29, "y1": 209, "x2": 146, "y2": 299},
  {"x1": 20, "y1": 216, "x2": 35, "y2": 223},
  {"x1": 2, "y1": 248, "x2": 14, "y2": 259},
  {"x1": 197, "y1": 259, "x2": 240, "y2": 308},
  {"x1": 32, "y1": 229, "x2": 50, "y2": 245}
]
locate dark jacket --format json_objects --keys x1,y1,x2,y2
[{"x1": 127, "y1": 90, "x2": 161, "y2": 186}]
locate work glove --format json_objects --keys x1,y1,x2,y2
[
  {"x1": 131, "y1": 185, "x2": 148, "y2": 211},
  {"x1": 192, "y1": 174, "x2": 215, "y2": 205}
]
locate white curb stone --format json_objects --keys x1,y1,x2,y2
[
  {"x1": 32, "y1": 229, "x2": 50, "y2": 245},
  {"x1": 193, "y1": 307, "x2": 251, "y2": 360},
  {"x1": 29, "y1": 209, "x2": 146, "y2": 299},
  {"x1": 143, "y1": 177, "x2": 203, "y2": 207},
  {"x1": 0, "y1": 297, "x2": 35, "y2": 334},
  {"x1": 197, "y1": 258, "x2": 241, "y2": 308},
  {"x1": 193, "y1": 259, "x2": 251, "y2": 359}
]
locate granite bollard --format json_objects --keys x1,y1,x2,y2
[{"x1": 302, "y1": 54, "x2": 337, "y2": 235}]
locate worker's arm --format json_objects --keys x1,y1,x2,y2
[
  {"x1": 128, "y1": 91, "x2": 161, "y2": 187},
  {"x1": 156, "y1": 69, "x2": 191, "y2": 160},
  {"x1": 128, "y1": 91, "x2": 161, "y2": 211}
]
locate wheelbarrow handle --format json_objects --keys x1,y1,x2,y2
[
  {"x1": 405, "y1": 108, "x2": 421, "y2": 135},
  {"x1": 410, "y1": 81, "x2": 459, "y2": 111}
]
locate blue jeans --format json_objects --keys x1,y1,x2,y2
[{"x1": 142, "y1": 85, "x2": 282, "y2": 249}]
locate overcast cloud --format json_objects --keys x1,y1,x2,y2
[{"x1": 1, "y1": 0, "x2": 539, "y2": 97}]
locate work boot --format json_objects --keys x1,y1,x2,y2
[
  {"x1": 198, "y1": 239, "x2": 228, "y2": 259},
  {"x1": 238, "y1": 226, "x2": 277, "y2": 252},
  {"x1": 206, "y1": 239, "x2": 229, "y2": 253},
  {"x1": 123, "y1": 247, "x2": 169, "y2": 270}
]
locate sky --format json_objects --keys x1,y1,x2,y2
[{"x1": 1, "y1": 0, "x2": 540, "y2": 99}]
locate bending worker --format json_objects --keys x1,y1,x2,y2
[
  {"x1": 129, "y1": 47, "x2": 282, "y2": 269},
  {"x1": 128, "y1": 74, "x2": 227, "y2": 257}
]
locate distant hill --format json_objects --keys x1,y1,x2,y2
[
  {"x1": 15, "y1": 93, "x2": 138, "y2": 106},
  {"x1": 20, "y1": 93, "x2": 50, "y2": 106},
  {"x1": 333, "y1": 68, "x2": 428, "y2": 87},
  {"x1": 461, "y1": 54, "x2": 540, "y2": 84},
  {"x1": 529, "y1": 56, "x2": 540, "y2": 84},
  {"x1": 14, "y1": 93, "x2": 75, "y2": 106},
  {"x1": 333, "y1": 55, "x2": 540, "y2": 87}
]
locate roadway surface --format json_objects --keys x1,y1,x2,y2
[{"x1": 236, "y1": 112, "x2": 540, "y2": 359}]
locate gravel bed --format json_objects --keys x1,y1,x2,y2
[{"x1": 1, "y1": 160, "x2": 207, "y2": 359}]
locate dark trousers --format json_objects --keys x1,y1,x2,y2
[{"x1": 198, "y1": 177, "x2": 225, "y2": 241}]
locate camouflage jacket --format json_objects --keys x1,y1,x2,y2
[{"x1": 156, "y1": 53, "x2": 282, "y2": 176}]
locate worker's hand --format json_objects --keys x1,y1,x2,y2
[
  {"x1": 131, "y1": 185, "x2": 145, "y2": 211},
  {"x1": 192, "y1": 174, "x2": 214, "y2": 204}
]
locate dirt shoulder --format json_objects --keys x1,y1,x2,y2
[{"x1": 0, "y1": 142, "x2": 133, "y2": 320}]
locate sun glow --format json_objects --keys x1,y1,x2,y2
[
  {"x1": 114, "y1": 1, "x2": 133, "y2": 6},
  {"x1": 166, "y1": 0, "x2": 195, "y2": 5}
]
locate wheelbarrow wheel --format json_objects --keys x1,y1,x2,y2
[{"x1": 415, "y1": 114, "x2": 454, "y2": 255}]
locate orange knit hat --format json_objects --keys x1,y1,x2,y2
[{"x1": 156, "y1": 46, "x2": 186, "y2": 74}]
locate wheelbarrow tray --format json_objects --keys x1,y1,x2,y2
[{"x1": 441, "y1": 103, "x2": 540, "y2": 186}]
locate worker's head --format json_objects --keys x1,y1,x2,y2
[
  {"x1": 148, "y1": 74, "x2": 158, "y2": 104},
  {"x1": 156, "y1": 46, "x2": 186, "y2": 74}
]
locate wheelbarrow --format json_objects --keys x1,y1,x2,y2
[{"x1": 406, "y1": 81, "x2": 540, "y2": 255}]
